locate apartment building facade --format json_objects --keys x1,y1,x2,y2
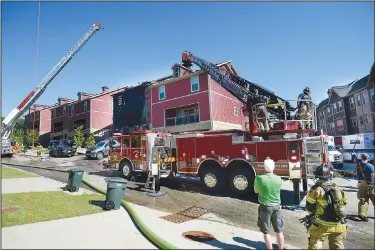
[
  {"x1": 317, "y1": 74, "x2": 374, "y2": 136},
  {"x1": 49, "y1": 86, "x2": 123, "y2": 141},
  {"x1": 145, "y1": 61, "x2": 248, "y2": 133}
]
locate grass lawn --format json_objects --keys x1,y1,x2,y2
[
  {"x1": 2, "y1": 191, "x2": 106, "y2": 227},
  {"x1": 2, "y1": 166, "x2": 39, "y2": 179}
]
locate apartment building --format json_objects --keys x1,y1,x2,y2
[
  {"x1": 317, "y1": 74, "x2": 374, "y2": 136},
  {"x1": 49, "y1": 86, "x2": 123, "y2": 141},
  {"x1": 144, "y1": 61, "x2": 248, "y2": 133}
]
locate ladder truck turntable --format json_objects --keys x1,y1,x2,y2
[
  {"x1": 105, "y1": 51, "x2": 329, "y2": 201},
  {"x1": 1, "y1": 23, "x2": 102, "y2": 156}
]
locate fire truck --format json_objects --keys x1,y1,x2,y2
[
  {"x1": 1, "y1": 23, "x2": 102, "y2": 156},
  {"x1": 106, "y1": 52, "x2": 329, "y2": 199}
]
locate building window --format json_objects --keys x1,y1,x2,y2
[
  {"x1": 63, "y1": 106, "x2": 67, "y2": 114},
  {"x1": 165, "y1": 104, "x2": 199, "y2": 126},
  {"x1": 173, "y1": 67, "x2": 180, "y2": 78},
  {"x1": 362, "y1": 92, "x2": 367, "y2": 105},
  {"x1": 73, "y1": 118, "x2": 86, "y2": 130},
  {"x1": 53, "y1": 121, "x2": 63, "y2": 133},
  {"x1": 84, "y1": 101, "x2": 88, "y2": 111},
  {"x1": 329, "y1": 123, "x2": 335, "y2": 133},
  {"x1": 327, "y1": 106, "x2": 331, "y2": 115},
  {"x1": 52, "y1": 110, "x2": 56, "y2": 118},
  {"x1": 71, "y1": 105, "x2": 75, "y2": 115},
  {"x1": 36, "y1": 112, "x2": 40, "y2": 120},
  {"x1": 351, "y1": 117, "x2": 357, "y2": 127},
  {"x1": 338, "y1": 101, "x2": 343, "y2": 112},
  {"x1": 336, "y1": 119, "x2": 344, "y2": 131},
  {"x1": 158, "y1": 86, "x2": 165, "y2": 100},
  {"x1": 359, "y1": 115, "x2": 364, "y2": 125},
  {"x1": 371, "y1": 88, "x2": 375, "y2": 102},
  {"x1": 349, "y1": 97, "x2": 355, "y2": 109},
  {"x1": 357, "y1": 95, "x2": 361, "y2": 106},
  {"x1": 333, "y1": 103, "x2": 337, "y2": 113},
  {"x1": 365, "y1": 114, "x2": 370, "y2": 124},
  {"x1": 190, "y1": 76, "x2": 199, "y2": 92},
  {"x1": 234, "y1": 107, "x2": 239, "y2": 116},
  {"x1": 118, "y1": 95, "x2": 122, "y2": 106}
]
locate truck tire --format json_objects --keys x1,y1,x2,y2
[
  {"x1": 352, "y1": 154, "x2": 357, "y2": 164},
  {"x1": 119, "y1": 160, "x2": 133, "y2": 180},
  {"x1": 199, "y1": 166, "x2": 225, "y2": 193},
  {"x1": 96, "y1": 152, "x2": 104, "y2": 160},
  {"x1": 228, "y1": 167, "x2": 255, "y2": 196}
]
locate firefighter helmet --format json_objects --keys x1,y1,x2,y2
[
  {"x1": 303, "y1": 87, "x2": 310, "y2": 95},
  {"x1": 313, "y1": 164, "x2": 332, "y2": 179}
]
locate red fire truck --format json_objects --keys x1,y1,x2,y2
[{"x1": 105, "y1": 52, "x2": 329, "y2": 199}]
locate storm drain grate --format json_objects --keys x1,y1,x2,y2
[
  {"x1": 160, "y1": 206, "x2": 210, "y2": 224},
  {"x1": 182, "y1": 231, "x2": 215, "y2": 242}
]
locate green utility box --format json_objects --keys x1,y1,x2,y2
[
  {"x1": 104, "y1": 177, "x2": 127, "y2": 210},
  {"x1": 66, "y1": 168, "x2": 85, "y2": 192}
]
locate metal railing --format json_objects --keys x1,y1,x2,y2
[
  {"x1": 165, "y1": 113, "x2": 200, "y2": 126},
  {"x1": 252, "y1": 99, "x2": 317, "y2": 131}
]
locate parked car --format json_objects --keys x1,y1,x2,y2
[
  {"x1": 49, "y1": 139, "x2": 77, "y2": 157},
  {"x1": 85, "y1": 140, "x2": 110, "y2": 160},
  {"x1": 48, "y1": 140, "x2": 57, "y2": 150}
]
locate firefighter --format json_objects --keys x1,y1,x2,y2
[
  {"x1": 36, "y1": 143, "x2": 43, "y2": 156},
  {"x1": 254, "y1": 88, "x2": 270, "y2": 131},
  {"x1": 297, "y1": 87, "x2": 312, "y2": 129},
  {"x1": 305, "y1": 164, "x2": 348, "y2": 249},
  {"x1": 356, "y1": 153, "x2": 374, "y2": 222}
]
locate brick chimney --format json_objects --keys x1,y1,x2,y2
[
  {"x1": 171, "y1": 64, "x2": 194, "y2": 78},
  {"x1": 77, "y1": 92, "x2": 91, "y2": 101},
  {"x1": 101, "y1": 86, "x2": 109, "y2": 93}
]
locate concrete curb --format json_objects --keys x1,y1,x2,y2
[{"x1": 2, "y1": 163, "x2": 178, "y2": 250}]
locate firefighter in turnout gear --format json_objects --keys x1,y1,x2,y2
[
  {"x1": 305, "y1": 164, "x2": 348, "y2": 249},
  {"x1": 254, "y1": 88, "x2": 270, "y2": 131},
  {"x1": 297, "y1": 87, "x2": 312, "y2": 129}
]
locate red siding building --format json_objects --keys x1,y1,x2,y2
[
  {"x1": 25, "y1": 104, "x2": 55, "y2": 146},
  {"x1": 49, "y1": 86, "x2": 124, "y2": 141},
  {"x1": 146, "y1": 62, "x2": 248, "y2": 133}
]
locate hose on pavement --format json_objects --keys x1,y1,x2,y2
[{"x1": 2, "y1": 163, "x2": 178, "y2": 250}]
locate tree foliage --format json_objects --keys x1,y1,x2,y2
[
  {"x1": 73, "y1": 125, "x2": 85, "y2": 148},
  {"x1": 85, "y1": 133, "x2": 96, "y2": 148},
  {"x1": 25, "y1": 129, "x2": 39, "y2": 146}
]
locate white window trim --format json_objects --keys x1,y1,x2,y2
[
  {"x1": 333, "y1": 103, "x2": 337, "y2": 114},
  {"x1": 190, "y1": 76, "x2": 200, "y2": 93},
  {"x1": 371, "y1": 88, "x2": 375, "y2": 102},
  {"x1": 234, "y1": 107, "x2": 239, "y2": 116},
  {"x1": 365, "y1": 114, "x2": 369, "y2": 124},
  {"x1": 158, "y1": 86, "x2": 166, "y2": 100},
  {"x1": 357, "y1": 95, "x2": 362, "y2": 106},
  {"x1": 362, "y1": 92, "x2": 367, "y2": 104},
  {"x1": 349, "y1": 97, "x2": 355, "y2": 109},
  {"x1": 359, "y1": 115, "x2": 364, "y2": 125}
]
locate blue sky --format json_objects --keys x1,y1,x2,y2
[{"x1": 2, "y1": 1, "x2": 374, "y2": 116}]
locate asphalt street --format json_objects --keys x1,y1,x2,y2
[{"x1": 2, "y1": 153, "x2": 374, "y2": 249}]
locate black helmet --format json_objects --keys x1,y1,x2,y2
[
  {"x1": 313, "y1": 164, "x2": 331, "y2": 179},
  {"x1": 304, "y1": 87, "x2": 310, "y2": 94}
]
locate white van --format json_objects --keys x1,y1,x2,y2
[
  {"x1": 327, "y1": 136, "x2": 344, "y2": 168},
  {"x1": 342, "y1": 133, "x2": 374, "y2": 163}
]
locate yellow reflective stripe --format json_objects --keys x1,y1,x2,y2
[
  {"x1": 314, "y1": 217, "x2": 345, "y2": 228},
  {"x1": 163, "y1": 157, "x2": 176, "y2": 163},
  {"x1": 306, "y1": 195, "x2": 316, "y2": 203}
]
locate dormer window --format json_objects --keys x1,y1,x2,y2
[{"x1": 173, "y1": 67, "x2": 180, "y2": 78}]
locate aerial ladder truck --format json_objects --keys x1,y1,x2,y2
[{"x1": 1, "y1": 23, "x2": 102, "y2": 156}]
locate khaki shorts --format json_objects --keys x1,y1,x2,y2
[{"x1": 257, "y1": 204, "x2": 283, "y2": 234}]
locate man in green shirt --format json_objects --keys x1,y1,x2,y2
[{"x1": 254, "y1": 157, "x2": 284, "y2": 250}]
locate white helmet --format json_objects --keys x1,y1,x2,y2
[{"x1": 264, "y1": 157, "x2": 275, "y2": 173}]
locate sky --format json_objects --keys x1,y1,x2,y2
[{"x1": 1, "y1": 1, "x2": 374, "y2": 116}]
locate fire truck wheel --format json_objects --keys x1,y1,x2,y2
[
  {"x1": 119, "y1": 161, "x2": 133, "y2": 180},
  {"x1": 199, "y1": 167, "x2": 225, "y2": 192},
  {"x1": 228, "y1": 168, "x2": 255, "y2": 196}
]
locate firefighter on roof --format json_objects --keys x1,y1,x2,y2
[
  {"x1": 297, "y1": 87, "x2": 312, "y2": 129},
  {"x1": 254, "y1": 89, "x2": 270, "y2": 132},
  {"x1": 304, "y1": 164, "x2": 348, "y2": 249}
]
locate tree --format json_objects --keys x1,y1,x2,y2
[
  {"x1": 73, "y1": 125, "x2": 85, "y2": 148},
  {"x1": 85, "y1": 133, "x2": 96, "y2": 148},
  {"x1": 25, "y1": 129, "x2": 39, "y2": 147},
  {"x1": 10, "y1": 129, "x2": 24, "y2": 145}
]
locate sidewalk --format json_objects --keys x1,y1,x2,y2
[
  {"x1": 1, "y1": 167, "x2": 156, "y2": 249},
  {"x1": 84, "y1": 174, "x2": 298, "y2": 249}
]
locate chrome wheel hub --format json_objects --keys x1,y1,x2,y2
[
  {"x1": 204, "y1": 173, "x2": 217, "y2": 188},
  {"x1": 233, "y1": 175, "x2": 248, "y2": 191},
  {"x1": 123, "y1": 165, "x2": 130, "y2": 177}
]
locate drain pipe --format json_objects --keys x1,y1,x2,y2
[{"x1": 2, "y1": 163, "x2": 178, "y2": 250}]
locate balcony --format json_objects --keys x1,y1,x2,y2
[{"x1": 166, "y1": 113, "x2": 200, "y2": 126}]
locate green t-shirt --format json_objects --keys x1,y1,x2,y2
[{"x1": 254, "y1": 173, "x2": 282, "y2": 206}]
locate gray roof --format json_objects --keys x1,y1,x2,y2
[
  {"x1": 331, "y1": 81, "x2": 356, "y2": 97},
  {"x1": 346, "y1": 75, "x2": 370, "y2": 96},
  {"x1": 317, "y1": 98, "x2": 329, "y2": 110}
]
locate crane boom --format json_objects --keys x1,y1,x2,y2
[
  {"x1": 181, "y1": 51, "x2": 293, "y2": 121},
  {"x1": 2, "y1": 22, "x2": 102, "y2": 140}
]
